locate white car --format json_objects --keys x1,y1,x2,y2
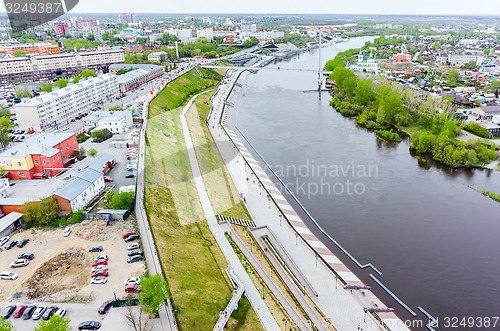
[
  {"x1": 94, "y1": 255, "x2": 109, "y2": 262},
  {"x1": 63, "y1": 226, "x2": 72, "y2": 237},
  {"x1": 0, "y1": 271, "x2": 18, "y2": 280},
  {"x1": 127, "y1": 243, "x2": 140, "y2": 250},
  {"x1": 124, "y1": 277, "x2": 140, "y2": 286},
  {"x1": 91, "y1": 276, "x2": 108, "y2": 284},
  {"x1": 32, "y1": 306, "x2": 46, "y2": 320},
  {"x1": 0, "y1": 236, "x2": 9, "y2": 246},
  {"x1": 54, "y1": 308, "x2": 67, "y2": 317},
  {"x1": 10, "y1": 258, "x2": 29, "y2": 268},
  {"x1": 91, "y1": 265, "x2": 108, "y2": 273}
]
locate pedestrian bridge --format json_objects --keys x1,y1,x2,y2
[{"x1": 200, "y1": 64, "x2": 332, "y2": 75}]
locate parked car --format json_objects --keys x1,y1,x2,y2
[
  {"x1": 91, "y1": 276, "x2": 108, "y2": 284},
  {"x1": 125, "y1": 174, "x2": 135, "y2": 179},
  {"x1": 91, "y1": 265, "x2": 108, "y2": 273},
  {"x1": 54, "y1": 308, "x2": 66, "y2": 318},
  {"x1": 124, "y1": 277, "x2": 140, "y2": 286},
  {"x1": 127, "y1": 249, "x2": 143, "y2": 257},
  {"x1": 88, "y1": 246, "x2": 103, "y2": 253},
  {"x1": 13, "y1": 304, "x2": 27, "y2": 318},
  {"x1": 0, "y1": 271, "x2": 18, "y2": 280},
  {"x1": 32, "y1": 306, "x2": 46, "y2": 320},
  {"x1": 127, "y1": 255, "x2": 143, "y2": 264},
  {"x1": 98, "y1": 300, "x2": 112, "y2": 315},
  {"x1": 91, "y1": 270, "x2": 109, "y2": 278},
  {"x1": 18, "y1": 253, "x2": 34, "y2": 260},
  {"x1": 10, "y1": 258, "x2": 29, "y2": 268},
  {"x1": 22, "y1": 305, "x2": 36, "y2": 320},
  {"x1": 127, "y1": 243, "x2": 140, "y2": 250},
  {"x1": 124, "y1": 234, "x2": 139, "y2": 242},
  {"x1": 124, "y1": 284, "x2": 141, "y2": 293},
  {"x1": 16, "y1": 239, "x2": 29, "y2": 248},
  {"x1": 63, "y1": 226, "x2": 72, "y2": 237},
  {"x1": 103, "y1": 176, "x2": 113, "y2": 182},
  {"x1": 91, "y1": 259, "x2": 108, "y2": 267},
  {"x1": 94, "y1": 255, "x2": 109, "y2": 261},
  {"x1": 0, "y1": 236, "x2": 9, "y2": 246},
  {"x1": 4, "y1": 240, "x2": 17, "y2": 249},
  {"x1": 122, "y1": 231, "x2": 136, "y2": 239},
  {"x1": 1, "y1": 305, "x2": 16, "y2": 319},
  {"x1": 42, "y1": 306, "x2": 58, "y2": 320},
  {"x1": 78, "y1": 320, "x2": 101, "y2": 330}
]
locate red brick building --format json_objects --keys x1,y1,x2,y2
[{"x1": 0, "y1": 132, "x2": 79, "y2": 180}]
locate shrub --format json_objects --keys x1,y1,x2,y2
[
  {"x1": 463, "y1": 122, "x2": 490, "y2": 138},
  {"x1": 376, "y1": 130, "x2": 402, "y2": 143}
]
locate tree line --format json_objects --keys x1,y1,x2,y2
[{"x1": 326, "y1": 52, "x2": 497, "y2": 168}]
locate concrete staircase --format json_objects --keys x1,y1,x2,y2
[{"x1": 217, "y1": 214, "x2": 256, "y2": 228}]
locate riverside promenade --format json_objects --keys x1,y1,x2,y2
[{"x1": 206, "y1": 69, "x2": 411, "y2": 331}]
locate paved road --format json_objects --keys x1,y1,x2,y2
[{"x1": 179, "y1": 91, "x2": 280, "y2": 331}]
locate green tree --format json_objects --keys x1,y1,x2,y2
[
  {"x1": 354, "y1": 78, "x2": 375, "y2": 106},
  {"x1": 34, "y1": 315, "x2": 71, "y2": 331},
  {"x1": 13, "y1": 49, "x2": 26, "y2": 57},
  {"x1": 86, "y1": 34, "x2": 95, "y2": 41},
  {"x1": 108, "y1": 191, "x2": 135, "y2": 209},
  {"x1": 72, "y1": 75, "x2": 81, "y2": 84},
  {"x1": 0, "y1": 318, "x2": 15, "y2": 331},
  {"x1": 109, "y1": 105, "x2": 124, "y2": 111},
  {"x1": 139, "y1": 274, "x2": 170, "y2": 315},
  {"x1": 491, "y1": 79, "x2": 499, "y2": 97},
  {"x1": 40, "y1": 83, "x2": 53, "y2": 92},
  {"x1": 88, "y1": 148, "x2": 98, "y2": 157},
  {"x1": 463, "y1": 60, "x2": 478, "y2": 70},
  {"x1": 80, "y1": 69, "x2": 97, "y2": 79},
  {"x1": 22, "y1": 197, "x2": 60, "y2": 226},
  {"x1": 0, "y1": 117, "x2": 13, "y2": 151},
  {"x1": 15, "y1": 89, "x2": 32, "y2": 98},
  {"x1": 447, "y1": 69, "x2": 460, "y2": 87},
  {"x1": 54, "y1": 79, "x2": 69, "y2": 89}
]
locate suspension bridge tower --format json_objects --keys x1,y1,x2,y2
[{"x1": 317, "y1": 28, "x2": 322, "y2": 92}]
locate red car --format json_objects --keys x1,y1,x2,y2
[
  {"x1": 122, "y1": 231, "x2": 136, "y2": 239},
  {"x1": 103, "y1": 176, "x2": 113, "y2": 182},
  {"x1": 91, "y1": 259, "x2": 108, "y2": 267},
  {"x1": 13, "y1": 305, "x2": 27, "y2": 318},
  {"x1": 91, "y1": 270, "x2": 109, "y2": 278},
  {"x1": 124, "y1": 284, "x2": 140, "y2": 293}
]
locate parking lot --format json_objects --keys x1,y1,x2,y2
[{"x1": 0, "y1": 218, "x2": 156, "y2": 330}]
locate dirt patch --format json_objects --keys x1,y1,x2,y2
[
  {"x1": 24, "y1": 248, "x2": 91, "y2": 302},
  {"x1": 74, "y1": 219, "x2": 108, "y2": 241}
]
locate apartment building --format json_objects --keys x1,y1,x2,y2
[
  {"x1": 14, "y1": 74, "x2": 119, "y2": 130},
  {"x1": 0, "y1": 49, "x2": 125, "y2": 81},
  {"x1": 111, "y1": 63, "x2": 163, "y2": 92}
]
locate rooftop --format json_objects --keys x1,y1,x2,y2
[
  {"x1": 53, "y1": 167, "x2": 103, "y2": 201},
  {"x1": 0, "y1": 132, "x2": 75, "y2": 158}
]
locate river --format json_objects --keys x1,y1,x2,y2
[{"x1": 234, "y1": 37, "x2": 500, "y2": 330}]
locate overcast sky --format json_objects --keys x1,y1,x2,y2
[{"x1": 62, "y1": 0, "x2": 499, "y2": 15}]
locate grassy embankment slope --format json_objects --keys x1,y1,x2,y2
[{"x1": 145, "y1": 68, "x2": 261, "y2": 330}]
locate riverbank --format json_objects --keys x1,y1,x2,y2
[{"x1": 208, "y1": 67, "x2": 411, "y2": 330}]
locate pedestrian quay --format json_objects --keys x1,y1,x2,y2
[{"x1": 206, "y1": 69, "x2": 412, "y2": 331}]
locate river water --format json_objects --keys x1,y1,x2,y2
[{"x1": 234, "y1": 37, "x2": 500, "y2": 330}]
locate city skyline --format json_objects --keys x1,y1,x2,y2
[{"x1": 1, "y1": 0, "x2": 499, "y2": 16}]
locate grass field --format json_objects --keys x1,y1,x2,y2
[{"x1": 144, "y1": 69, "x2": 260, "y2": 330}]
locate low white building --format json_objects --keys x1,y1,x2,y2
[
  {"x1": 53, "y1": 167, "x2": 104, "y2": 213},
  {"x1": 84, "y1": 110, "x2": 133, "y2": 134},
  {"x1": 14, "y1": 74, "x2": 119, "y2": 130},
  {"x1": 148, "y1": 51, "x2": 167, "y2": 63}
]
